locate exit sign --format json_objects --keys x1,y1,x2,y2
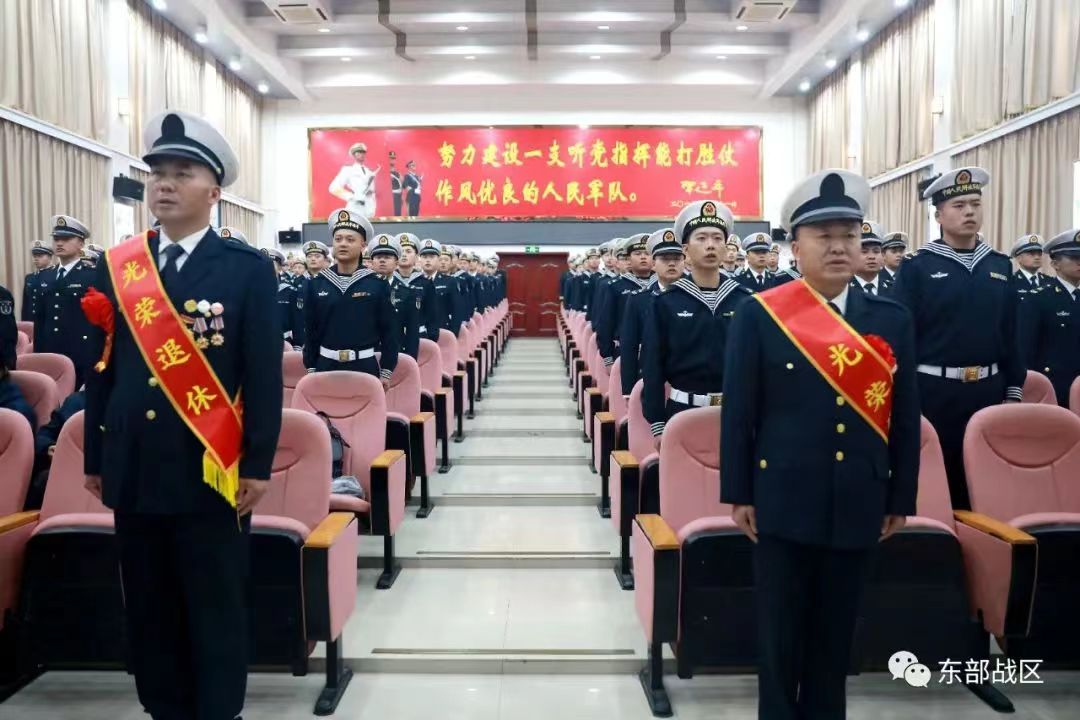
[{"x1": 524, "y1": 245, "x2": 541, "y2": 254}]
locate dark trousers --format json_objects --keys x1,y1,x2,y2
[
  {"x1": 392, "y1": 193, "x2": 402, "y2": 216},
  {"x1": 407, "y1": 197, "x2": 420, "y2": 217},
  {"x1": 918, "y1": 373, "x2": 1003, "y2": 510},
  {"x1": 116, "y1": 511, "x2": 251, "y2": 720},
  {"x1": 755, "y1": 534, "x2": 871, "y2": 720}
]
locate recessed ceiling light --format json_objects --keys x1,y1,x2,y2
[
  {"x1": 895, "y1": 0, "x2": 910, "y2": 6},
  {"x1": 340, "y1": 56, "x2": 352, "y2": 62},
  {"x1": 589, "y1": 55, "x2": 601, "y2": 60},
  {"x1": 855, "y1": 24, "x2": 870, "y2": 42},
  {"x1": 194, "y1": 27, "x2": 208, "y2": 44},
  {"x1": 716, "y1": 55, "x2": 727, "y2": 60},
  {"x1": 824, "y1": 55, "x2": 837, "y2": 69},
  {"x1": 736, "y1": 24, "x2": 748, "y2": 31},
  {"x1": 317, "y1": 27, "x2": 330, "y2": 33},
  {"x1": 228, "y1": 57, "x2": 242, "y2": 71},
  {"x1": 457, "y1": 25, "x2": 469, "y2": 31},
  {"x1": 798, "y1": 79, "x2": 811, "y2": 92},
  {"x1": 597, "y1": 25, "x2": 610, "y2": 30},
  {"x1": 151, "y1": 0, "x2": 166, "y2": 10},
  {"x1": 465, "y1": 55, "x2": 476, "y2": 60},
  {"x1": 257, "y1": 82, "x2": 269, "y2": 94}
]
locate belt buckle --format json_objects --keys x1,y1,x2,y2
[
  {"x1": 338, "y1": 350, "x2": 353, "y2": 362},
  {"x1": 962, "y1": 366, "x2": 980, "y2": 383},
  {"x1": 709, "y1": 395, "x2": 723, "y2": 407}
]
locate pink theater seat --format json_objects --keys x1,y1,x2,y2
[
  {"x1": 0, "y1": 411, "x2": 121, "y2": 669},
  {"x1": 8, "y1": 370, "x2": 60, "y2": 429},
  {"x1": 16, "y1": 321, "x2": 33, "y2": 344},
  {"x1": 454, "y1": 324, "x2": 481, "y2": 418},
  {"x1": 1022, "y1": 370, "x2": 1057, "y2": 406},
  {"x1": 0, "y1": 409, "x2": 34, "y2": 517},
  {"x1": 283, "y1": 339, "x2": 294, "y2": 353},
  {"x1": 16, "y1": 352, "x2": 76, "y2": 399},
  {"x1": 1072, "y1": 376, "x2": 1080, "y2": 417},
  {"x1": 964, "y1": 404, "x2": 1080, "y2": 663},
  {"x1": 582, "y1": 336, "x2": 609, "y2": 439},
  {"x1": 377, "y1": 352, "x2": 437, "y2": 519},
  {"x1": 251, "y1": 409, "x2": 359, "y2": 715},
  {"x1": 417, "y1": 339, "x2": 453, "y2": 473},
  {"x1": 630, "y1": 407, "x2": 742, "y2": 716},
  {"x1": 592, "y1": 358, "x2": 624, "y2": 519},
  {"x1": 282, "y1": 351, "x2": 307, "y2": 409},
  {"x1": 437, "y1": 329, "x2": 467, "y2": 439},
  {"x1": 15, "y1": 332, "x2": 30, "y2": 356},
  {"x1": 292, "y1": 371, "x2": 408, "y2": 589}
]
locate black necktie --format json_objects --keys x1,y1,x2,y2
[
  {"x1": 864, "y1": 282, "x2": 875, "y2": 295},
  {"x1": 56, "y1": 267, "x2": 66, "y2": 283},
  {"x1": 1030, "y1": 276, "x2": 1038, "y2": 289},
  {"x1": 161, "y1": 244, "x2": 185, "y2": 291}
]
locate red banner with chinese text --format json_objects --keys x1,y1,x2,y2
[{"x1": 308, "y1": 126, "x2": 762, "y2": 221}]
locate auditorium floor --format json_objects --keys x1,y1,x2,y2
[{"x1": 4, "y1": 338, "x2": 1079, "y2": 719}]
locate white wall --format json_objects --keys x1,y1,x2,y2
[{"x1": 260, "y1": 85, "x2": 807, "y2": 245}]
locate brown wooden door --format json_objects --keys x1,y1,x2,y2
[{"x1": 502, "y1": 252, "x2": 565, "y2": 337}]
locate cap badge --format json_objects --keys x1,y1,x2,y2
[
  {"x1": 338, "y1": 210, "x2": 350, "y2": 222},
  {"x1": 57, "y1": 217, "x2": 67, "y2": 227},
  {"x1": 702, "y1": 202, "x2": 716, "y2": 217},
  {"x1": 861, "y1": 222, "x2": 871, "y2": 233},
  {"x1": 220, "y1": 228, "x2": 231, "y2": 238},
  {"x1": 955, "y1": 170, "x2": 972, "y2": 185},
  {"x1": 663, "y1": 230, "x2": 675, "y2": 242},
  {"x1": 379, "y1": 236, "x2": 389, "y2": 245}
]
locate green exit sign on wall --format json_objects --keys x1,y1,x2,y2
[{"x1": 524, "y1": 245, "x2": 541, "y2": 254}]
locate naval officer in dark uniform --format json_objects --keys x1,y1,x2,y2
[
  {"x1": 1010, "y1": 233, "x2": 1047, "y2": 300},
  {"x1": 850, "y1": 221, "x2": 892, "y2": 296},
  {"x1": 595, "y1": 234, "x2": 653, "y2": 368},
  {"x1": 416, "y1": 238, "x2": 453, "y2": 332},
  {"x1": 641, "y1": 200, "x2": 753, "y2": 443},
  {"x1": 84, "y1": 110, "x2": 283, "y2": 720},
  {"x1": 34, "y1": 215, "x2": 96, "y2": 386},
  {"x1": 722, "y1": 168, "x2": 920, "y2": 720},
  {"x1": 880, "y1": 231, "x2": 907, "y2": 282},
  {"x1": 618, "y1": 229, "x2": 684, "y2": 397},
  {"x1": 1017, "y1": 228, "x2": 1080, "y2": 407},
  {"x1": 370, "y1": 234, "x2": 421, "y2": 358},
  {"x1": 397, "y1": 233, "x2": 442, "y2": 345},
  {"x1": 891, "y1": 167, "x2": 1024, "y2": 509},
  {"x1": 303, "y1": 209, "x2": 399, "y2": 384},
  {"x1": 22, "y1": 239, "x2": 55, "y2": 321},
  {"x1": 737, "y1": 233, "x2": 776, "y2": 292},
  {"x1": 262, "y1": 247, "x2": 306, "y2": 349}
]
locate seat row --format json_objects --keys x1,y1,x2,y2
[
  {"x1": 557, "y1": 307, "x2": 1080, "y2": 718},
  {"x1": 0, "y1": 302, "x2": 510, "y2": 715}
]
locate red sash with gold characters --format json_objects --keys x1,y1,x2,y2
[
  {"x1": 754, "y1": 279, "x2": 896, "y2": 442},
  {"x1": 105, "y1": 231, "x2": 243, "y2": 507}
]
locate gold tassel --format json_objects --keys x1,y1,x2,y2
[{"x1": 202, "y1": 451, "x2": 239, "y2": 508}]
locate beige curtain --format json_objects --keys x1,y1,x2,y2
[
  {"x1": 127, "y1": 0, "x2": 262, "y2": 201},
  {"x1": 218, "y1": 200, "x2": 263, "y2": 247},
  {"x1": 952, "y1": 0, "x2": 1080, "y2": 140},
  {"x1": 870, "y1": 171, "x2": 930, "y2": 250},
  {"x1": 0, "y1": 0, "x2": 108, "y2": 141},
  {"x1": 862, "y1": 0, "x2": 935, "y2": 177},
  {"x1": 951, "y1": 108, "x2": 1080, "y2": 252},
  {"x1": 807, "y1": 63, "x2": 850, "y2": 172},
  {"x1": 0, "y1": 118, "x2": 110, "y2": 314}
]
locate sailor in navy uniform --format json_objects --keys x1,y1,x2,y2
[
  {"x1": 370, "y1": 234, "x2": 421, "y2": 358},
  {"x1": 452, "y1": 249, "x2": 479, "y2": 319},
  {"x1": 595, "y1": 234, "x2": 653, "y2": 368},
  {"x1": 619, "y1": 229, "x2": 684, "y2": 396},
  {"x1": 891, "y1": 167, "x2": 1024, "y2": 509},
  {"x1": 304, "y1": 240, "x2": 331, "y2": 278},
  {"x1": 438, "y1": 245, "x2": 469, "y2": 331},
  {"x1": 0, "y1": 285, "x2": 15, "y2": 370},
  {"x1": 84, "y1": 110, "x2": 283, "y2": 720},
  {"x1": 22, "y1": 239, "x2": 55, "y2": 321},
  {"x1": 559, "y1": 256, "x2": 576, "y2": 308},
  {"x1": 34, "y1": 215, "x2": 96, "y2": 386},
  {"x1": 735, "y1": 248, "x2": 747, "y2": 275},
  {"x1": 737, "y1": 233, "x2": 776, "y2": 292},
  {"x1": 586, "y1": 240, "x2": 621, "y2": 325},
  {"x1": 766, "y1": 243, "x2": 781, "y2": 273},
  {"x1": 1010, "y1": 234, "x2": 1048, "y2": 299},
  {"x1": 850, "y1": 221, "x2": 892, "y2": 297},
  {"x1": 262, "y1": 247, "x2": 305, "y2": 349},
  {"x1": 641, "y1": 201, "x2": 753, "y2": 441},
  {"x1": 304, "y1": 209, "x2": 399, "y2": 384},
  {"x1": 418, "y1": 239, "x2": 454, "y2": 332},
  {"x1": 1017, "y1": 229, "x2": 1080, "y2": 407},
  {"x1": 722, "y1": 168, "x2": 919, "y2": 720},
  {"x1": 568, "y1": 248, "x2": 600, "y2": 312},
  {"x1": 396, "y1": 233, "x2": 441, "y2": 345},
  {"x1": 880, "y1": 231, "x2": 907, "y2": 282},
  {"x1": 491, "y1": 255, "x2": 507, "y2": 304}
]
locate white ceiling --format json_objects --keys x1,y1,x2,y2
[{"x1": 146, "y1": 0, "x2": 918, "y2": 101}]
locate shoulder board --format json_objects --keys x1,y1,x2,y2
[
  {"x1": 223, "y1": 239, "x2": 265, "y2": 259},
  {"x1": 733, "y1": 283, "x2": 754, "y2": 295}
]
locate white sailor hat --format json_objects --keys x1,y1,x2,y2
[
  {"x1": 675, "y1": 200, "x2": 734, "y2": 244},
  {"x1": 439, "y1": 243, "x2": 454, "y2": 257},
  {"x1": 87, "y1": 242, "x2": 106, "y2": 256},
  {"x1": 397, "y1": 232, "x2": 420, "y2": 250},
  {"x1": 599, "y1": 241, "x2": 616, "y2": 256},
  {"x1": 736, "y1": 249, "x2": 746, "y2": 260},
  {"x1": 261, "y1": 247, "x2": 287, "y2": 264},
  {"x1": 218, "y1": 226, "x2": 249, "y2": 245},
  {"x1": 860, "y1": 221, "x2": 885, "y2": 245},
  {"x1": 369, "y1": 233, "x2": 402, "y2": 259},
  {"x1": 922, "y1": 166, "x2": 989, "y2": 205},
  {"x1": 143, "y1": 111, "x2": 239, "y2": 188},
  {"x1": 882, "y1": 231, "x2": 908, "y2": 250},
  {"x1": 726, "y1": 234, "x2": 741, "y2": 248},
  {"x1": 646, "y1": 228, "x2": 683, "y2": 258},
  {"x1": 769, "y1": 244, "x2": 781, "y2": 253},
  {"x1": 1043, "y1": 229, "x2": 1080, "y2": 258},
  {"x1": 585, "y1": 247, "x2": 601, "y2": 259},
  {"x1": 51, "y1": 215, "x2": 89, "y2": 240},
  {"x1": 31, "y1": 239, "x2": 53, "y2": 256},
  {"x1": 491, "y1": 254, "x2": 500, "y2": 262},
  {"x1": 781, "y1": 169, "x2": 869, "y2": 233},
  {"x1": 328, "y1": 207, "x2": 374, "y2": 241},
  {"x1": 419, "y1": 238, "x2": 441, "y2": 256},
  {"x1": 349, "y1": 142, "x2": 368, "y2": 155},
  {"x1": 1010, "y1": 234, "x2": 1044, "y2": 257},
  {"x1": 468, "y1": 252, "x2": 481, "y2": 262},
  {"x1": 742, "y1": 233, "x2": 772, "y2": 253},
  {"x1": 80, "y1": 247, "x2": 98, "y2": 262},
  {"x1": 486, "y1": 257, "x2": 498, "y2": 267},
  {"x1": 623, "y1": 233, "x2": 649, "y2": 255},
  {"x1": 302, "y1": 240, "x2": 330, "y2": 257}
]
